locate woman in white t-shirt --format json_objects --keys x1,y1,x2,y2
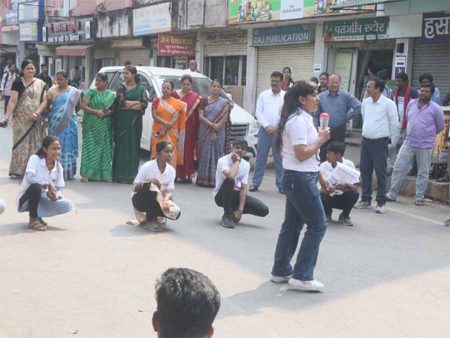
[
  {"x1": 16, "y1": 136, "x2": 73, "y2": 231},
  {"x1": 271, "y1": 82, "x2": 331, "y2": 292},
  {"x1": 131, "y1": 141, "x2": 178, "y2": 231}
]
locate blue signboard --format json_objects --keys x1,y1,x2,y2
[
  {"x1": 18, "y1": 0, "x2": 44, "y2": 22},
  {"x1": 6, "y1": 10, "x2": 19, "y2": 26},
  {"x1": 252, "y1": 24, "x2": 312, "y2": 46}
]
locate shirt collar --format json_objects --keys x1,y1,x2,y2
[{"x1": 328, "y1": 90, "x2": 340, "y2": 97}]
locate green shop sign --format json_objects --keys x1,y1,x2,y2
[
  {"x1": 252, "y1": 25, "x2": 311, "y2": 46},
  {"x1": 323, "y1": 17, "x2": 389, "y2": 42}
]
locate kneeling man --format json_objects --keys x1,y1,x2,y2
[{"x1": 214, "y1": 139, "x2": 269, "y2": 228}]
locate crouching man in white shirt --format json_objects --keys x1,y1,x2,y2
[
  {"x1": 132, "y1": 141, "x2": 178, "y2": 232},
  {"x1": 214, "y1": 139, "x2": 269, "y2": 229},
  {"x1": 319, "y1": 142, "x2": 359, "y2": 226}
]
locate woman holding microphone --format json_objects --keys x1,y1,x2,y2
[{"x1": 271, "y1": 82, "x2": 331, "y2": 292}]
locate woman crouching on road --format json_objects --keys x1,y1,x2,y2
[
  {"x1": 131, "y1": 141, "x2": 180, "y2": 232},
  {"x1": 270, "y1": 82, "x2": 331, "y2": 292},
  {"x1": 16, "y1": 136, "x2": 74, "y2": 231}
]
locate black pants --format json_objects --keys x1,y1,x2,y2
[
  {"x1": 4, "y1": 95, "x2": 10, "y2": 112},
  {"x1": 319, "y1": 125, "x2": 346, "y2": 162},
  {"x1": 214, "y1": 178, "x2": 269, "y2": 217},
  {"x1": 19, "y1": 183, "x2": 41, "y2": 218},
  {"x1": 360, "y1": 137, "x2": 389, "y2": 205},
  {"x1": 321, "y1": 189, "x2": 360, "y2": 218},
  {"x1": 132, "y1": 183, "x2": 165, "y2": 221}
]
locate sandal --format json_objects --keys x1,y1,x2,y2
[
  {"x1": 29, "y1": 219, "x2": 47, "y2": 231},
  {"x1": 80, "y1": 177, "x2": 88, "y2": 183},
  {"x1": 38, "y1": 217, "x2": 48, "y2": 226}
]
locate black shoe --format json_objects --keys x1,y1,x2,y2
[
  {"x1": 249, "y1": 185, "x2": 258, "y2": 192},
  {"x1": 278, "y1": 187, "x2": 285, "y2": 194},
  {"x1": 437, "y1": 172, "x2": 450, "y2": 182},
  {"x1": 221, "y1": 215, "x2": 235, "y2": 229},
  {"x1": 338, "y1": 213, "x2": 353, "y2": 226}
]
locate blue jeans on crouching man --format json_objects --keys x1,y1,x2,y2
[
  {"x1": 271, "y1": 171, "x2": 327, "y2": 281},
  {"x1": 251, "y1": 127, "x2": 283, "y2": 189}
]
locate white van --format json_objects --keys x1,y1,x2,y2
[{"x1": 94, "y1": 66, "x2": 259, "y2": 158}]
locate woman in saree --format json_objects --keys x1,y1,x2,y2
[
  {"x1": 0, "y1": 59, "x2": 47, "y2": 178},
  {"x1": 196, "y1": 80, "x2": 231, "y2": 187},
  {"x1": 46, "y1": 71, "x2": 82, "y2": 181},
  {"x1": 80, "y1": 72, "x2": 116, "y2": 182},
  {"x1": 112, "y1": 65, "x2": 148, "y2": 184},
  {"x1": 151, "y1": 81, "x2": 186, "y2": 169},
  {"x1": 172, "y1": 74, "x2": 201, "y2": 183}
]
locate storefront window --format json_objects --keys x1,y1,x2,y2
[
  {"x1": 224, "y1": 56, "x2": 239, "y2": 86},
  {"x1": 241, "y1": 56, "x2": 247, "y2": 86},
  {"x1": 210, "y1": 57, "x2": 224, "y2": 83},
  {"x1": 206, "y1": 55, "x2": 247, "y2": 87}
]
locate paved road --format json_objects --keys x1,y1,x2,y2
[{"x1": 0, "y1": 122, "x2": 449, "y2": 338}]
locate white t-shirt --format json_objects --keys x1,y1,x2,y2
[
  {"x1": 213, "y1": 154, "x2": 250, "y2": 196},
  {"x1": 282, "y1": 110, "x2": 319, "y2": 172},
  {"x1": 397, "y1": 96, "x2": 405, "y2": 123},
  {"x1": 16, "y1": 155, "x2": 65, "y2": 206},
  {"x1": 133, "y1": 159, "x2": 175, "y2": 194}
]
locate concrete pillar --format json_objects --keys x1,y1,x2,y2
[
  {"x1": 313, "y1": 23, "x2": 327, "y2": 75},
  {"x1": 196, "y1": 31, "x2": 205, "y2": 73},
  {"x1": 84, "y1": 47, "x2": 93, "y2": 89},
  {"x1": 16, "y1": 41, "x2": 26, "y2": 66},
  {"x1": 243, "y1": 27, "x2": 257, "y2": 114}
]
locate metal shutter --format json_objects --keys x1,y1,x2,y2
[
  {"x1": 412, "y1": 38, "x2": 450, "y2": 99},
  {"x1": 204, "y1": 43, "x2": 247, "y2": 56},
  {"x1": 119, "y1": 48, "x2": 150, "y2": 66},
  {"x1": 256, "y1": 44, "x2": 314, "y2": 96}
]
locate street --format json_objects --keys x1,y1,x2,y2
[{"x1": 1, "y1": 122, "x2": 450, "y2": 338}]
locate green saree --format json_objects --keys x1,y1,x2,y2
[
  {"x1": 112, "y1": 84, "x2": 147, "y2": 183},
  {"x1": 80, "y1": 88, "x2": 116, "y2": 181}
]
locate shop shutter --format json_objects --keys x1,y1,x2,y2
[
  {"x1": 412, "y1": 38, "x2": 450, "y2": 99},
  {"x1": 119, "y1": 49, "x2": 151, "y2": 66},
  {"x1": 204, "y1": 44, "x2": 247, "y2": 56},
  {"x1": 256, "y1": 44, "x2": 314, "y2": 96}
]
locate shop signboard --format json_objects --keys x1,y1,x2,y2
[
  {"x1": 323, "y1": 17, "x2": 389, "y2": 42},
  {"x1": 18, "y1": 0, "x2": 43, "y2": 22},
  {"x1": 422, "y1": 12, "x2": 450, "y2": 45},
  {"x1": 252, "y1": 25, "x2": 311, "y2": 46},
  {"x1": 19, "y1": 21, "x2": 39, "y2": 41},
  {"x1": 6, "y1": 10, "x2": 19, "y2": 26},
  {"x1": 44, "y1": 19, "x2": 94, "y2": 43},
  {"x1": 133, "y1": 3, "x2": 171, "y2": 36},
  {"x1": 158, "y1": 35, "x2": 195, "y2": 57},
  {"x1": 228, "y1": 0, "x2": 374, "y2": 24},
  {"x1": 205, "y1": 31, "x2": 247, "y2": 45}
]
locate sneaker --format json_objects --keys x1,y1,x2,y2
[
  {"x1": 354, "y1": 200, "x2": 371, "y2": 209},
  {"x1": 288, "y1": 278, "x2": 324, "y2": 292},
  {"x1": 270, "y1": 274, "x2": 291, "y2": 283},
  {"x1": 375, "y1": 203, "x2": 386, "y2": 214},
  {"x1": 221, "y1": 215, "x2": 235, "y2": 229},
  {"x1": 385, "y1": 192, "x2": 397, "y2": 202},
  {"x1": 338, "y1": 214, "x2": 353, "y2": 226},
  {"x1": 249, "y1": 185, "x2": 259, "y2": 192},
  {"x1": 415, "y1": 199, "x2": 425, "y2": 206}
]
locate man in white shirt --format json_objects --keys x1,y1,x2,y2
[
  {"x1": 214, "y1": 139, "x2": 269, "y2": 229},
  {"x1": 355, "y1": 78, "x2": 399, "y2": 214},
  {"x1": 185, "y1": 59, "x2": 200, "y2": 73},
  {"x1": 250, "y1": 71, "x2": 285, "y2": 193},
  {"x1": 319, "y1": 142, "x2": 359, "y2": 226},
  {"x1": 0, "y1": 62, "x2": 17, "y2": 113}
]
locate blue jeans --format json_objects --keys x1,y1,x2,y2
[
  {"x1": 388, "y1": 144, "x2": 433, "y2": 200},
  {"x1": 271, "y1": 171, "x2": 327, "y2": 281},
  {"x1": 252, "y1": 127, "x2": 282, "y2": 189}
]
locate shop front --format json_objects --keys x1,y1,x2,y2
[
  {"x1": 411, "y1": 12, "x2": 450, "y2": 100},
  {"x1": 252, "y1": 24, "x2": 315, "y2": 96},
  {"x1": 156, "y1": 34, "x2": 196, "y2": 70}
]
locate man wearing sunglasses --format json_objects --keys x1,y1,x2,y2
[{"x1": 213, "y1": 139, "x2": 269, "y2": 228}]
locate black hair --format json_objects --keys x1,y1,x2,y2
[
  {"x1": 21, "y1": 59, "x2": 34, "y2": 71},
  {"x1": 310, "y1": 76, "x2": 319, "y2": 85},
  {"x1": 180, "y1": 74, "x2": 193, "y2": 84},
  {"x1": 282, "y1": 66, "x2": 292, "y2": 73},
  {"x1": 326, "y1": 141, "x2": 346, "y2": 157},
  {"x1": 211, "y1": 79, "x2": 222, "y2": 87},
  {"x1": 232, "y1": 139, "x2": 248, "y2": 148},
  {"x1": 162, "y1": 80, "x2": 174, "y2": 91},
  {"x1": 124, "y1": 65, "x2": 140, "y2": 83},
  {"x1": 395, "y1": 71, "x2": 409, "y2": 83},
  {"x1": 275, "y1": 82, "x2": 316, "y2": 154},
  {"x1": 368, "y1": 77, "x2": 385, "y2": 93},
  {"x1": 36, "y1": 136, "x2": 60, "y2": 158},
  {"x1": 156, "y1": 141, "x2": 172, "y2": 154},
  {"x1": 40, "y1": 63, "x2": 47, "y2": 68},
  {"x1": 96, "y1": 72, "x2": 108, "y2": 82},
  {"x1": 124, "y1": 60, "x2": 132, "y2": 66},
  {"x1": 421, "y1": 83, "x2": 435, "y2": 94},
  {"x1": 270, "y1": 71, "x2": 283, "y2": 81},
  {"x1": 319, "y1": 72, "x2": 329, "y2": 79},
  {"x1": 56, "y1": 70, "x2": 69, "y2": 79},
  {"x1": 419, "y1": 73, "x2": 433, "y2": 83},
  {"x1": 8, "y1": 62, "x2": 16, "y2": 68},
  {"x1": 155, "y1": 268, "x2": 221, "y2": 338},
  {"x1": 376, "y1": 69, "x2": 390, "y2": 81}
]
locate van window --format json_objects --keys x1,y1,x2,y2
[
  {"x1": 138, "y1": 74, "x2": 156, "y2": 100},
  {"x1": 108, "y1": 72, "x2": 124, "y2": 91}
]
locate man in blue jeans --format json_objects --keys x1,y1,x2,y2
[
  {"x1": 386, "y1": 83, "x2": 444, "y2": 206},
  {"x1": 249, "y1": 71, "x2": 285, "y2": 194}
]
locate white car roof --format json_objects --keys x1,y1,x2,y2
[{"x1": 99, "y1": 66, "x2": 207, "y2": 79}]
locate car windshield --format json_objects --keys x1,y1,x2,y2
[{"x1": 154, "y1": 76, "x2": 230, "y2": 100}]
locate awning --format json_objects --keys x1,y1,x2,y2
[
  {"x1": 331, "y1": 0, "x2": 407, "y2": 10},
  {"x1": 56, "y1": 45, "x2": 92, "y2": 57}
]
